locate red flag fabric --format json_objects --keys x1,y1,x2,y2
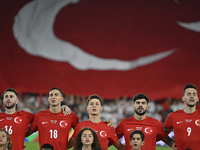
[{"x1": 0, "y1": 0, "x2": 200, "y2": 100}]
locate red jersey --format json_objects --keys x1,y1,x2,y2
[
  {"x1": 165, "y1": 110, "x2": 200, "y2": 150},
  {"x1": 115, "y1": 116, "x2": 167, "y2": 150},
  {"x1": 0, "y1": 110, "x2": 34, "y2": 150},
  {"x1": 30, "y1": 110, "x2": 79, "y2": 150},
  {"x1": 72, "y1": 120, "x2": 119, "y2": 150}
]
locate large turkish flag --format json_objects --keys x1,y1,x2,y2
[{"x1": 0, "y1": 0, "x2": 200, "y2": 100}]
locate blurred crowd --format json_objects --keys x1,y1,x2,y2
[{"x1": 1, "y1": 93, "x2": 200, "y2": 127}]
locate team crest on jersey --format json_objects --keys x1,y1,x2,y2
[
  {"x1": 144, "y1": 127, "x2": 153, "y2": 135},
  {"x1": 100, "y1": 131, "x2": 107, "y2": 138},
  {"x1": 195, "y1": 120, "x2": 200, "y2": 126},
  {"x1": 50, "y1": 120, "x2": 57, "y2": 124},
  {"x1": 59, "y1": 120, "x2": 68, "y2": 128},
  {"x1": 6, "y1": 117, "x2": 12, "y2": 120},
  {"x1": 14, "y1": 116, "x2": 22, "y2": 124}
]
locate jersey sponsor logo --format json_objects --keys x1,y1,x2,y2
[
  {"x1": 100, "y1": 131, "x2": 107, "y2": 138},
  {"x1": 176, "y1": 121, "x2": 183, "y2": 124},
  {"x1": 0, "y1": 119, "x2": 4, "y2": 122},
  {"x1": 14, "y1": 117, "x2": 22, "y2": 124},
  {"x1": 127, "y1": 128, "x2": 134, "y2": 131},
  {"x1": 59, "y1": 120, "x2": 68, "y2": 128},
  {"x1": 195, "y1": 120, "x2": 200, "y2": 126},
  {"x1": 6, "y1": 117, "x2": 12, "y2": 120},
  {"x1": 144, "y1": 127, "x2": 153, "y2": 135},
  {"x1": 185, "y1": 119, "x2": 192, "y2": 123},
  {"x1": 50, "y1": 120, "x2": 57, "y2": 124},
  {"x1": 42, "y1": 121, "x2": 48, "y2": 124}
]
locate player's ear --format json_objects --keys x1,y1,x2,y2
[
  {"x1": 86, "y1": 106, "x2": 89, "y2": 110},
  {"x1": 182, "y1": 96, "x2": 185, "y2": 102},
  {"x1": 61, "y1": 97, "x2": 64, "y2": 102},
  {"x1": 142, "y1": 141, "x2": 145, "y2": 146},
  {"x1": 100, "y1": 106, "x2": 103, "y2": 111},
  {"x1": 16, "y1": 99, "x2": 19, "y2": 104}
]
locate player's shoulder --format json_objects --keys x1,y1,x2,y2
[
  {"x1": 147, "y1": 116, "x2": 161, "y2": 123},
  {"x1": 121, "y1": 116, "x2": 134, "y2": 123},
  {"x1": 169, "y1": 109, "x2": 184, "y2": 116},
  {"x1": 35, "y1": 109, "x2": 49, "y2": 116},
  {"x1": 19, "y1": 110, "x2": 33, "y2": 115}
]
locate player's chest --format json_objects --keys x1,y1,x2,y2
[
  {"x1": 0, "y1": 116, "x2": 29, "y2": 127},
  {"x1": 173, "y1": 117, "x2": 200, "y2": 133},
  {"x1": 37, "y1": 116, "x2": 71, "y2": 131},
  {"x1": 123, "y1": 122, "x2": 158, "y2": 137}
]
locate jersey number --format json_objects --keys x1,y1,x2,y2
[
  {"x1": 5, "y1": 126, "x2": 13, "y2": 134},
  {"x1": 187, "y1": 127, "x2": 191, "y2": 136},
  {"x1": 49, "y1": 129, "x2": 58, "y2": 139}
]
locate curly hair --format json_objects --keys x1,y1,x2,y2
[
  {"x1": 0, "y1": 129, "x2": 12, "y2": 150},
  {"x1": 73, "y1": 127, "x2": 102, "y2": 150}
]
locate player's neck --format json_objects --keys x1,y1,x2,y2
[
  {"x1": 184, "y1": 106, "x2": 196, "y2": 114},
  {"x1": 134, "y1": 113, "x2": 147, "y2": 121},
  {"x1": 82, "y1": 145, "x2": 92, "y2": 150},
  {"x1": 49, "y1": 105, "x2": 61, "y2": 114},
  {"x1": 5, "y1": 107, "x2": 16, "y2": 115},
  {"x1": 89, "y1": 114, "x2": 101, "y2": 123}
]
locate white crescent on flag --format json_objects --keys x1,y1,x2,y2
[{"x1": 13, "y1": 0, "x2": 176, "y2": 71}]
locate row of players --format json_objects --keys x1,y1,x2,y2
[{"x1": 0, "y1": 83, "x2": 199, "y2": 150}]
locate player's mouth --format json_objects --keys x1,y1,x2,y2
[
  {"x1": 85, "y1": 140, "x2": 90, "y2": 143},
  {"x1": 189, "y1": 99, "x2": 194, "y2": 103},
  {"x1": 52, "y1": 100, "x2": 56, "y2": 103},
  {"x1": 92, "y1": 109, "x2": 97, "y2": 111},
  {"x1": 133, "y1": 144, "x2": 138, "y2": 147}
]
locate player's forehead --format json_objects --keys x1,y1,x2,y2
[
  {"x1": 135, "y1": 98, "x2": 147, "y2": 103},
  {"x1": 0, "y1": 131, "x2": 6, "y2": 136},
  {"x1": 89, "y1": 98, "x2": 101, "y2": 103},
  {"x1": 49, "y1": 89, "x2": 60, "y2": 95},
  {"x1": 185, "y1": 88, "x2": 197, "y2": 94},
  {"x1": 82, "y1": 130, "x2": 92, "y2": 135},
  {"x1": 4, "y1": 91, "x2": 16, "y2": 97},
  {"x1": 132, "y1": 133, "x2": 141, "y2": 138}
]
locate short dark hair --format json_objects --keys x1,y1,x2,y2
[
  {"x1": 49, "y1": 87, "x2": 63, "y2": 97},
  {"x1": 3, "y1": 88, "x2": 18, "y2": 98},
  {"x1": 130, "y1": 130, "x2": 145, "y2": 141},
  {"x1": 133, "y1": 93, "x2": 149, "y2": 104},
  {"x1": 41, "y1": 143, "x2": 54, "y2": 150},
  {"x1": 183, "y1": 84, "x2": 198, "y2": 96},
  {"x1": 87, "y1": 94, "x2": 103, "y2": 106}
]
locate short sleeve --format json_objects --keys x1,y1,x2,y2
[
  {"x1": 70, "y1": 112, "x2": 79, "y2": 129},
  {"x1": 164, "y1": 113, "x2": 173, "y2": 130},
  {"x1": 108, "y1": 127, "x2": 119, "y2": 145},
  {"x1": 156, "y1": 120, "x2": 167, "y2": 140},
  {"x1": 30, "y1": 113, "x2": 38, "y2": 132},
  {"x1": 115, "y1": 120, "x2": 124, "y2": 139}
]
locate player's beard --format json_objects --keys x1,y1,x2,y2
[
  {"x1": 186, "y1": 101, "x2": 197, "y2": 107},
  {"x1": 135, "y1": 106, "x2": 147, "y2": 116},
  {"x1": 5, "y1": 103, "x2": 16, "y2": 109}
]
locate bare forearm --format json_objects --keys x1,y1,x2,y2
[{"x1": 161, "y1": 136, "x2": 175, "y2": 147}]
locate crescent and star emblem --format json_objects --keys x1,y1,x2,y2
[
  {"x1": 14, "y1": 117, "x2": 22, "y2": 124},
  {"x1": 144, "y1": 127, "x2": 153, "y2": 135},
  {"x1": 59, "y1": 120, "x2": 68, "y2": 128},
  {"x1": 100, "y1": 131, "x2": 107, "y2": 137},
  {"x1": 13, "y1": 0, "x2": 177, "y2": 71},
  {"x1": 195, "y1": 120, "x2": 200, "y2": 126}
]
